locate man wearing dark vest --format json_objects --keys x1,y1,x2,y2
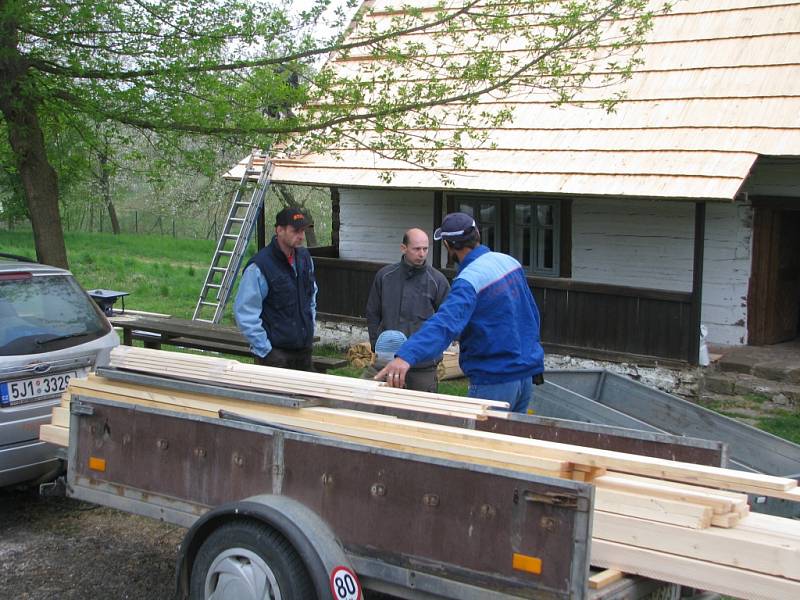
[{"x1": 234, "y1": 207, "x2": 318, "y2": 371}]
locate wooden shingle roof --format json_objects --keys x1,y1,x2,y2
[{"x1": 231, "y1": 0, "x2": 800, "y2": 200}]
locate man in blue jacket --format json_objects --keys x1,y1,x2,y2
[
  {"x1": 234, "y1": 207, "x2": 317, "y2": 371},
  {"x1": 375, "y1": 212, "x2": 544, "y2": 413}
]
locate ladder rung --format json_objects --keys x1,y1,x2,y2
[
  {"x1": 211, "y1": 267, "x2": 226, "y2": 272},
  {"x1": 223, "y1": 234, "x2": 238, "y2": 239},
  {"x1": 230, "y1": 218, "x2": 245, "y2": 223},
  {"x1": 218, "y1": 251, "x2": 233, "y2": 255},
  {"x1": 200, "y1": 301, "x2": 219, "y2": 307},
  {"x1": 194, "y1": 318, "x2": 214, "y2": 323},
  {"x1": 234, "y1": 202, "x2": 250, "y2": 206},
  {"x1": 206, "y1": 284, "x2": 221, "y2": 289}
]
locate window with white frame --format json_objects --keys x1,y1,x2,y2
[
  {"x1": 511, "y1": 200, "x2": 559, "y2": 276},
  {"x1": 450, "y1": 196, "x2": 561, "y2": 276},
  {"x1": 456, "y1": 198, "x2": 499, "y2": 251}
]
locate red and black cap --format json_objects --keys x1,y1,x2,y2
[{"x1": 275, "y1": 207, "x2": 310, "y2": 229}]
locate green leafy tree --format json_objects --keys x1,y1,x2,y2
[{"x1": 0, "y1": 0, "x2": 659, "y2": 267}]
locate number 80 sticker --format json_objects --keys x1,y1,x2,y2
[{"x1": 330, "y1": 566, "x2": 361, "y2": 600}]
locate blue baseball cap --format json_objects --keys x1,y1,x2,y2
[
  {"x1": 375, "y1": 330, "x2": 407, "y2": 366},
  {"x1": 433, "y1": 212, "x2": 478, "y2": 241}
]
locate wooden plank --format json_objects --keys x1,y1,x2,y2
[
  {"x1": 594, "y1": 474, "x2": 746, "y2": 515},
  {"x1": 39, "y1": 424, "x2": 68, "y2": 447},
  {"x1": 588, "y1": 569, "x2": 623, "y2": 590},
  {"x1": 109, "y1": 347, "x2": 800, "y2": 496},
  {"x1": 591, "y1": 539, "x2": 800, "y2": 599},
  {"x1": 595, "y1": 488, "x2": 713, "y2": 529},
  {"x1": 108, "y1": 348, "x2": 508, "y2": 418},
  {"x1": 51, "y1": 405, "x2": 70, "y2": 428},
  {"x1": 593, "y1": 511, "x2": 800, "y2": 581},
  {"x1": 68, "y1": 378, "x2": 573, "y2": 479}
]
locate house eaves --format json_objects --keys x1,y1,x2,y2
[{"x1": 227, "y1": 0, "x2": 800, "y2": 201}]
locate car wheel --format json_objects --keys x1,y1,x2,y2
[{"x1": 190, "y1": 520, "x2": 315, "y2": 600}]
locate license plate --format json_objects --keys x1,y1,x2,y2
[{"x1": 0, "y1": 370, "x2": 82, "y2": 407}]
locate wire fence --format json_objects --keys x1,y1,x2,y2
[
  {"x1": 60, "y1": 206, "x2": 223, "y2": 240},
  {"x1": 3, "y1": 202, "x2": 332, "y2": 246}
]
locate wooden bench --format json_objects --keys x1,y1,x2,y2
[{"x1": 126, "y1": 331, "x2": 347, "y2": 373}]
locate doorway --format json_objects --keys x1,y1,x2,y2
[{"x1": 748, "y1": 205, "x2": 800, "y2": 344}]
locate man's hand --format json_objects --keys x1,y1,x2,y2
[{"x1": 374, "y1": 357, "x2": 411, "y2": 388}]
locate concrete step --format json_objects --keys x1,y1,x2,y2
[
  {"x1": 716, "y1": 353, "x2": 800, "y2": 383},
  {"x1": 701, "y1": 371, "x2": 800, "y2": 406}
]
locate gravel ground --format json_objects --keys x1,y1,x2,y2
[
  {"x1": 0, "y1": 485, "x2": 393, "y2": 600},
  {"x1": 0, "y1": 485, "x2": 183, "y2": 599}
]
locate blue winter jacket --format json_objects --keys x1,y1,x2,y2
[{"x1": 396, "y1": 245, "x2": 544, "y2": 384}]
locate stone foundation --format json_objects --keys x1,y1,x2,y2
[{"x1": 315, "y1": 315, "x2": 370, "y2": 349}]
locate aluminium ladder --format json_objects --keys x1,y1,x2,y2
[{"x1": 192, "y1": 151, "x2": 273, "y2": 323}]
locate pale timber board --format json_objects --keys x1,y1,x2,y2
[
  {"x1": 51, "y1": 405, "x2": 70, "y2": 428},
  {"x1": 594, "y1": 488, "x2": 713, "y2": 529},
  {"x1": 594, "y1": 474, "x2": 747, "y2": 514},
  {"x1": 69, "y1": 379, "x2": 571, "y2": 478},
  {"x1": 593, "y1": 511, "x2": 800, "y2": 580},
  {"x1": 591, "y1": 539, "x2": 800, "y2": 600},
  {"x1": 109, "y1": 347, "x2": 507, "y2": 410},
  {"x1": 299, "y1": 409, "x2": 797, "y2": 496},
  {"x1": 104, "y1": 349, "x2": 799, "y2": 494},
  {"x1": 101, "y1": 366, "x2": 494, "y2": 418},
  {"x1": 588, "y1": 569, "x2": 623, "y2": 590},
  {"x1": 736, "y1": 512, "x2": 800, "y2": 541},
  {"x1": 39, "y1": 424, "x2": 68, "y2": 447}
]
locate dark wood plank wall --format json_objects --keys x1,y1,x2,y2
[{"x1": 310, "y1": 254, "x2": 692, "y2": 363}]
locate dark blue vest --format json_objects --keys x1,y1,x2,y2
[{"x1": 246, "y1": 237, "x2": 316, "y2": 350}]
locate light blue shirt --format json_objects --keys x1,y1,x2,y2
[{"x1": 234, "y1": 262, "x2": 318, "y2": 358}]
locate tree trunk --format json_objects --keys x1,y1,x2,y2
[
  {"x1": 274, "y1": 184, "x2": 318, "y2": 247},
  {"x1": 98, "y1": 147, "x2": 121, "y2": 234},
  {"x1": 0, "y1": 11, "x2": 68, "y2": 268}
]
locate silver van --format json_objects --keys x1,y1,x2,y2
[{"x1": 0, "y1": 257, "x2": 119, "y2": 487}]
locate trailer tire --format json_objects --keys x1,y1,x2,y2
[{"x1": 189, "y1": 520, "x2": 316, "y2": 600}]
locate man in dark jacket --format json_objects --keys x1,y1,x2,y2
[
  {"x1": 234, "y1": 207, "x2": 317, "y2": 371},
  {"x1": 366, "y1": 228, "x2": 450, "y2": 392},
  {"x1": 375, "y1": 213, "x2": 544, "y2": 413}
]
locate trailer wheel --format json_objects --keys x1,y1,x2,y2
[{"x1": 189, "y1": 520, "x2": 315, "y2": 600}]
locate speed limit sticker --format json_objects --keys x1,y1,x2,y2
[{"x1": 330, "y1": 566, "x2": 361, "y2": 600}]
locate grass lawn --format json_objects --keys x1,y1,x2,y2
[{"x1": 1, "y1": 230, "x2": 253, "y2": 325}]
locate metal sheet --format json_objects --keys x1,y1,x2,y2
[{"x1": 596, "y1": 373, "x2": 800, "y2": 476}]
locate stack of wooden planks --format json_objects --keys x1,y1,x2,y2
[
  {"x1": 40, "y1": 347, "x2": 800, "y2": 599},
  {"x1": 105, "y1": 346, "x2": 508, "y2": 420},
  {"x1": 437, "y1": 345, "x2": 463, "y2": 381}
]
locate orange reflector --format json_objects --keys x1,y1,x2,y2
[
  {"x1": 89, "y1": 457, "x2": 106, "y2": 472},
  {"x1": 512, "y1": 553, "x2": 542, "y2": 574}
]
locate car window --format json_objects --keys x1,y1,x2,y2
[{"x1": 0, "y1": 274, "x2": 111, "y2": 356}]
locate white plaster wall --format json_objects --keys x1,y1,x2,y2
[
  {"x1": 339, "y1": 191, "x2": 753, "y2": 347},
  {"x1": 339, "y1": 189, "x2": 436, "y2": 263},
  {"x1": 572, "y1": 198, "x2": 753, "y2": 346}
]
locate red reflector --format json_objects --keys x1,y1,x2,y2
[{"x1": 0, "y1": 272, "x2": 33, "y2": 281}]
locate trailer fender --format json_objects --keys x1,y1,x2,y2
[{"x1": 176, "y1": 494, "x2": 361, "y2": 600}]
